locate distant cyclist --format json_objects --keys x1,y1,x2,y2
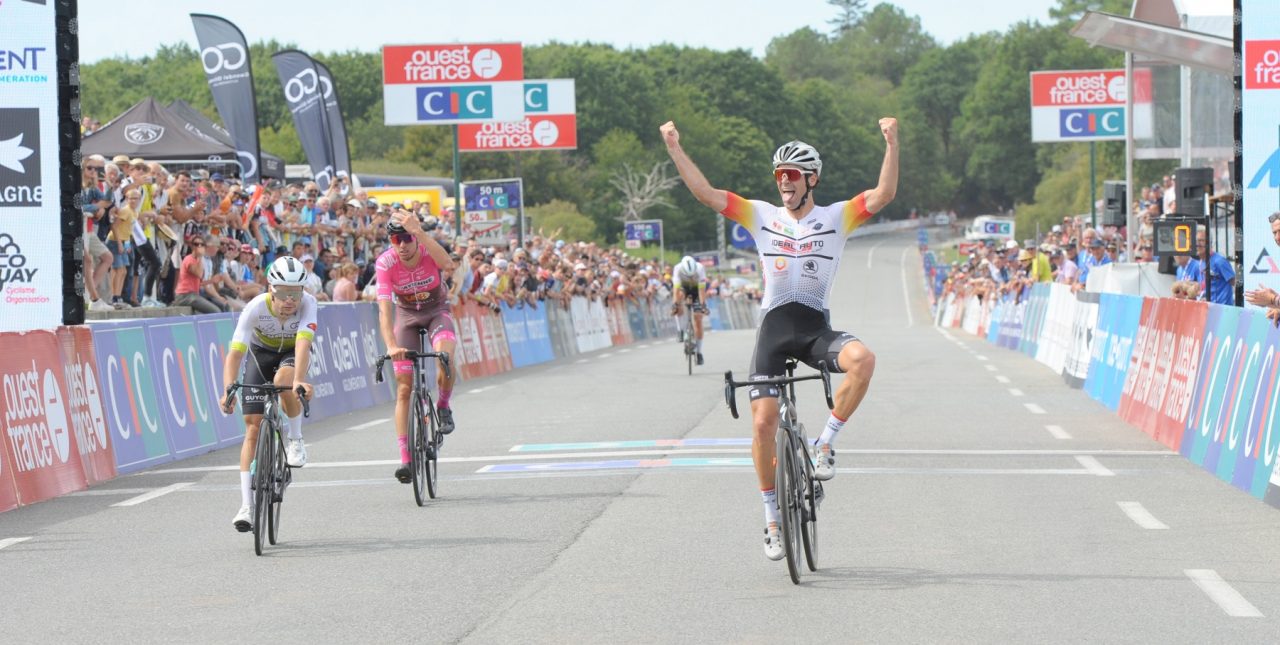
[
  {"x1": 221, "y1": 256, "x2": 317, "y2": 532},
  {"x1": 671, "y1": 255, "x2": 708, "y2": 365},
  {"x1": 376, "y1": 210, "x2": 458, "y2": 484},
  {"x1": 661, "y1": 117, "x2": 899, "y2": 560}
]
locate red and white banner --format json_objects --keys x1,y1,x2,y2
[
  {"x1": 1118, "y1": 298, "x2": 1208, "y2": 450},
  {"x1": 459, "y1": 114, "x2": 577, "y2": 151},
  {"x1": 382, "y1": 43, "x2": 523, "y2": 85},
  {"x1": 0, "y1": 330, "x2": 89, "y2": 506},
  {"x1": 55, "y1": 326, "x2": 116, "y2": 485}
]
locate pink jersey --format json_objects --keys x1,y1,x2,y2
[{"x1": 375, "y1": 245, "x2": 448, "y2": 310}]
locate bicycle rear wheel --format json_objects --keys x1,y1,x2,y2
[
  {"x1": 775, "y1": 426, "x2": 803, "y2": 584},
  {"x1": 409, "y1": 390, "x2": 428, "y2": 507},
  {"x1": 252, "y1": 418, "x2": 274, "y2": 556}
]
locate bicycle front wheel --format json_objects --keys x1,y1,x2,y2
[
  {"x1": 268, "y1": 426, "x2": 287, "y2": 546},
  {"x1": 775, "y1": 426, "x2": 803, "y2": 585},
  {"x1": 409, "y1": 390, "x2": 428, "y2": 507},
  {"x1": 252, "y1": 418, "x2": 274, "y2": 556},
  {"x1": 798, "y1": 427, "x2": 819, "y2": 572},
  {"x1": 424, "y1": 396, "x2": 439, "y2": 500}
]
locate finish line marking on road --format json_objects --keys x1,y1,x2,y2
[
  {"x1": 1185, "y1": 570, "x2": 1264, "y2": 617},
  {"x1": 1045, "y1": 425, "x2": 1072, "y2": 440},
  {"x1": 111, "y1": 482, "x2": 193, "y2": 507},
  {"x1": 0, "y1": 537, "x2": 32, "y2": 551},
  {"x1": 510, "y1": 438, "x2": 752, "y2": 452},
  {"x1": 348, "y1": 419, "x2": 387, "y2": 430},
  {"x1": 1075, "y1": 455, "x2": 1115, "y2": 477},
  {"x1": 478, "y1": 457, "x2": 752, "y2": 474},
  {"x1": 985, "y1": 365, "x2": 998, "y2": 372}
]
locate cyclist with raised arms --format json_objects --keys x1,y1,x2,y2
[
  {"x1": 671, "y1": 255, "x2": 708, "y2": 365},
  {"x1": 221, "y1": 256, "x2": 318, "y2": 532},
  {"x1": 661, "y1": 117, "x2": 898, "y2": 560},
  {"x1": 376, "y1": 210, "x2": 458, "y2": 484}
]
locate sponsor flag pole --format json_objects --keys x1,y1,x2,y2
[
  {"x1": 453, "y1": 125, "x2": 462, "y2": 236},
  {"x1": 312, "y1": 58, "x2": 352, "y2": 183},
  {"x1": 272, "y1": 50, "x2": 337, "y2": 190}
]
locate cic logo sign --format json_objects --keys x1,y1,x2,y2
[
  {"x1": 416, "y1": 86, "x2": 493, "y2": 120},
  {"x1": 1059, "y1": 108, "x2": 1123, "y2": 138}
]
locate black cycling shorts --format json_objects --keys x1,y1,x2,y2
[
  {"x1": 241, "y1": 345, "x2": 296, "y2": 415},
  {"x1": 748, "y1": 302, "x2": 858, "y2": 401},
  {"x1": 678, "y1": 283, "x2": 701, "y2": 306}
]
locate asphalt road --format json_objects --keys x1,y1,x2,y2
[{"x1": 3, "y1": 231, "x2": 1279, "y2": 643}]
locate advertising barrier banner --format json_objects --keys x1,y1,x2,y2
[
  {"x1": 0, "y1": 437, "x2": 16, "y2": 512},
  {"x1": 1181, "y1": 305, "x2": 1280, "y2": 500},
  {"x1": 1036, "y1": 284, "x2": 1076, "y2": 374},
  {"x1": 500, "y1": 302, "x2": 554, "y2": 368},
  {"x1": 306, "y1": 304, "x2": 377, "y2": 419},
  {"x1": 544, "y1": 301, "x2": 578, "y2": 359},
  {"x1": 607, "y1": 301, "x2": 632, "y2": 347},
  {"x1": 354, "y1": 305, "x2": 397, "y2": 405},
  {"x1": 1063, "y1": 291, "x2": 1100, "y2": 389},
  {"x1": 193, "y1": 314, "x2": 245, "y2": 447},
  {"x1": 1118, "y1": 298, "x2": 1208, "y2": 450},
  {"x1": 54, "y1": 326, "x2": 116, "y2": 484},
  {"x1": 0, "y1": 330, "x2": 89, "y2": 505},
  {"x1": 1084, "y1": 293, "x2": 1143, "y2": 409},
  {"x1": 91, "y1": 322, "x2": 173, "y2": 474},
  {"x1": 145, "y1": 320, "x2": 221, "y2": 459}
]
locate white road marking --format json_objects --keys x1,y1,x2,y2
[
  {"x1": 1045, "y1": 425, "x2": 1072, "y2": 440},
  {"x1": 0, "y1": 537, "x2": 32, "y2": 551},
  {"x1": 996, "y1": 375, "x2": 1011, "y2": 384},
  {"x1": 1117, "y1": 502, "x2": 1168, "y2": 529},
  {"x1": 619, "y1": 348, "x2": 631, "y2": 353},
  {"x1": 467, "y1": 388, "x2": 485, "y2": 394},
  {"x1": 348, "y1": 419, "x2": 386, "y2": 430},
  {"x1": 975, "y1": 355, "x2": 989, "y2": 361},
  {"x1": 576, "y1": 359, "x2": 589, "y2": 364},
  {"x1": 1075, "y1": 455, "x2": 1115, "y2": 476},
  {"x1": 868, "y1": 239, "x2": 887, "y2": 268},
  {"x1": 599, "y1": 353, "x2": 612, "y2": 358},
  {"x1": 111, "y1": 482, "x2": 193, "y2": 507},
  {"x1": 1008, "y1": 388, "x2": 1024, "y2": 397},
  {"x1": 900, "y1": 246, "x2": 914, "y2": 327},
  {"x1": 1025, "y1": 403, "x2": 1047, "y2": 414},
  {"x1": 143, "y1": 447, "x2": 1173, "y2": 475},
  {"x1": 985, "y1": 365, "x2": 998, "y2": 372},
  {"x1": 1185, "y1": 570, "x2": 1264, "y2": 617},
  {"x1": 638, "y1": 344, "x2": 650, "y2": 349}
]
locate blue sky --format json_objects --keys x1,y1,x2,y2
[{"x1": 80, "y1": 0, "x2": 1063, "y2": 62}]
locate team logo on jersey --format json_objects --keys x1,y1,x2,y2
[
  {"x1": 812, "y1": 222, "x2": 824, "y2": 231},
  {"x1": 803, "y1": 259, "x2": 818, "y2": 274},
  {"x1": 774, "y1": 257, "x2": 788, "y2": 270}
]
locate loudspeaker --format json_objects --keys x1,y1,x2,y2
[
  {"x1": 1102, "y1": 181, "x2": 1127, "y2": 227},
  {"x1": 1158, "y1": 253, "x2": 1177, "y2": 275},
  {"x1": 1175, "y1": 167, "x2": 1214, "y2": 216}
]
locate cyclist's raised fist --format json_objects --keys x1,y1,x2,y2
[
  {"x1": 660, "y1": 121, "x2": 679, "y2": 147},
  {"x1": 879, "y1": 117, "x2": 899, "y2": 146}
]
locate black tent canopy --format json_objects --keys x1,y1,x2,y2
[{"x1": 82, "y1": 97, "x2": 284, "y2": 179}]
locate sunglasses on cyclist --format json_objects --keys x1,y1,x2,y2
[
  {"x1": 273, "y1": 287, "x2": 303, "y2": 301},
  {"x1": 773, "y1": 168, "x2": 812, "y2": 183},
  {"x1": 392, "y1": 232, "x2": 416, "y2": 245}
]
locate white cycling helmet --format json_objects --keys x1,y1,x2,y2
[
  {"x1": 679, "y1": 256, "x2": 698, "y2": 276},
  {"x1": 772, "y1": 140, "x2": 822, "y2": 176},
  {"x1": 267, "y1": 256, "x2": 309, "y2": 287}
]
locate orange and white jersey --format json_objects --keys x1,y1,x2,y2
[{"x1": 720, "y1": 191, "x2": 873, "y2": 314}]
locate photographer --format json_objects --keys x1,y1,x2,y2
[{"x1": 80, "y1": 155, "x2": 115, "y2": 312}]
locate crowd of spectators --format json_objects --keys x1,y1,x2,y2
[
  {"x1": 932, "y1": 171, "x2": 1248, "y2": 312},
  {"x1": 79, "y1": 154, "x2": 760, "y2": 316}
]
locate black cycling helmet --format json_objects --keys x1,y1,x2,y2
[{"x1": 386, "y1": 212, "x2": 425, "y2": 235}]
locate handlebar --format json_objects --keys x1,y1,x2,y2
[
  {"x1": 374, "y1": 350, "x2": 452, "y2": 384},
  {"x1": 723, "y1": 361, "x2": 834, "y2": 420},
  {"x1": 224, "y1": 382, "x2": 311, "y2": 418}
]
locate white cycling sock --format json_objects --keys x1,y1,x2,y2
[
  {"x1": 818, "y1": 412, "x2": 847, "y2": 447},
  {"x1": 287, "y1": 413, "x2": 302, "y2": 440},
  {"x1": 240, "y1": 471, "x2": 252, "y2": 507},
  {"x1": 761, "y1": 488, "x2": 779, "y2": 525},
  {"x1": 695, "y1": 338, "x2": 703, "y2": 352}
]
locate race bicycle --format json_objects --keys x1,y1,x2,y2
[
  {"x1": 677, "y1": 296, "x2": 705, "y2": 375},
  {"x1": 375, "y1": 328, "x2": 452, "y2": 506},
  {"x1": 224, "y1": 382, "x2": 309, "y2": 556},
  {"x1": 724, "y1": 360, "x2": 833, "y2": 584}
]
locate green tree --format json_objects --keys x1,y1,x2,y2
[
  {"x1": 832, "y1": 3, "x2": 937, "y2": 86},
  {"x1": 1049, "y1": 0, "x2": 1133, "y2": 23},
  {"x1": 527, "y1": 199, "x2": 598, "y2": 242},
  {"x1": 828, "y1": 0, "x2": 869, "y2": 34}
]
